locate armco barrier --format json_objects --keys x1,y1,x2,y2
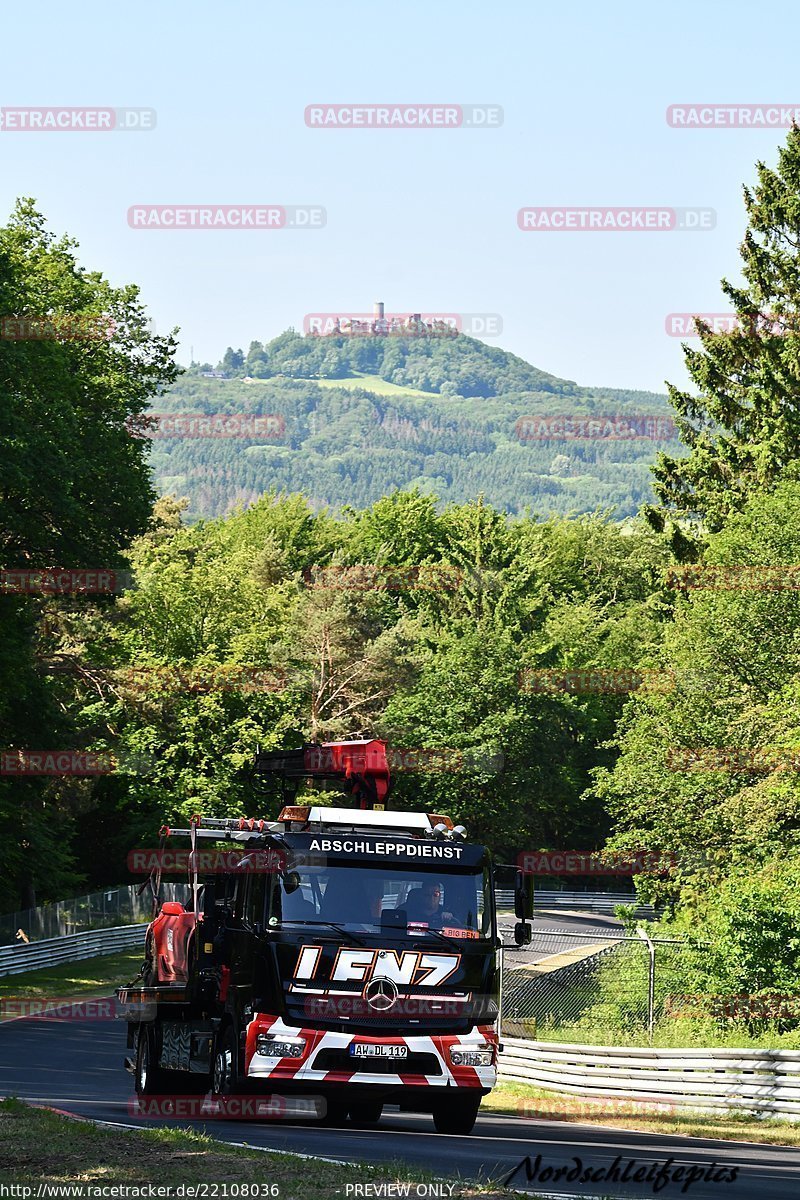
[
  {"x1": 498, "y1": 1038, "x2": 800, "y2": 1119},
  {"x1": 0, "y1": 882, "x2": 189, "y2": 945},
  {"x1": 0, "y1": 924, "x2": 147, "y2": 978},
  {"x1": 0, "y1": 889, "x2": 650, "y2": 977},
  {"x1": 495, "y1": 889, "x2": 658, "y2": 919}
]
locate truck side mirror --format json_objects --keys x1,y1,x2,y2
[
  {"x1": 513, "y1": 870, "x2": 533, "y2": 946},
  {"x1": 514, "y1": 871, "x2": 533, "y2": 920}
]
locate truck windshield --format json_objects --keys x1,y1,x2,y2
[{"x1": 271, "y1": 864, "x2": 492, "y2": 940}]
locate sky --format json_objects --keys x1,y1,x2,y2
[{"x1": 2, "y1": 0, "x2": 800, "y2": 393}]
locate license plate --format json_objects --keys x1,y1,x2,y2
[{"x1": 349, "y1": 1043, "x2": 408, "y2": 1059}]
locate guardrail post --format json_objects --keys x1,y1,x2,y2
[
  {"x1": 636, "y1": 925, "x2": 656, "y2": 1044},
  {"x1": 497, "y1": 943, "x2": 507, "y2": 1043}
]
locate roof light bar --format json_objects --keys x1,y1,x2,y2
[{"x1": 278, "y1": 805, "x2": 311, "y2": 825}]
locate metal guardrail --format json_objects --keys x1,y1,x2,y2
[
  {"x1": 498, "y1": 1038, "x2": 800, "y2": 1119},
  {"x1": 0, "y1": 883, "x2": 189, "y2": 945},
  {"x1": 2, "y1": 886, "x2": 648, "y2": 945},
  {"x1": 0, "y1": 924, "x2": 147, "y2": 978},
  {"x1": 495, "y1": 889, "x2": 658, "y2": 918},
  {"x1": 0, "y1": 889, "x2": 650, "y2": 978}
]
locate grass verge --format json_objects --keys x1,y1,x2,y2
[
  {"x1": 483, "y1": 1082, "x2": 800, "y2": 1147},
  {"x1": 0, "y1": 1099, "x2": 514, "y2": 1195},
  {"x1": 0, "y1": 949, "x2": 143, "y2": 1015}
]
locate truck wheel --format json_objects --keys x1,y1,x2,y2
[
  {"x1": 319, "y1": 1098, "x2": 350, "y2": 1127},
  {"x1": 348, "y1": 1099, "x2": 383, "y2": 1127},
  {"x1": 212, "y1": 1026, "x2": 238, "y2": 1096},
  {"x1": 135, "y1": 1026, "x2": 166, "y2": 1095},
  {"x1": 172, "y1": 1070, "x2": 210, "y2": 1095},
  {"x1": 432, "y1": 1095, "x2": 481, "y2": 1135}
]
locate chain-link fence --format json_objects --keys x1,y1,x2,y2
[
  {"x1": 0, "y1": 883, "x2": 190, "y2": 945},
  {"x1": 502, "y1": 927, "x2": 690, "y2": 1044}
]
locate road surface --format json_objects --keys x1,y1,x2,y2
[{"x1": 2, "y1": 1011, "x2": 800, "y2": 1198}]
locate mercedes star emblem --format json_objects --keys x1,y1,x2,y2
[{"x1": 364, "y1": 975, "x2": 399, "y2": 1011}]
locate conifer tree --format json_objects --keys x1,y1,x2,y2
[{"x1": 649, "y1": 125, "x2": 800, "y2": 549}]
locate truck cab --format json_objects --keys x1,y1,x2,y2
[{"x1": 230, "y1": 807, "x2": 500, "y2": 1132}]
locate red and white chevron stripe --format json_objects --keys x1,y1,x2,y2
[{"x1": 245, "y1": 1013, "x2": 497, "y2": 1089}]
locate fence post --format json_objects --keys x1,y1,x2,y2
[
  {"x1": 498, "y1": 944, "x2": 505, "y2": 1041},
  {"x1": 636, "y1": 926, "x2": 656, "y2": 1044}
]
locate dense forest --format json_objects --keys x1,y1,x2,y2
[
  {"x1": 5, "y1": 127, "x2": 800, "y2": 1027},
  {"x1": 149, "y1": 338, "x2": 676, "y2": 519}
]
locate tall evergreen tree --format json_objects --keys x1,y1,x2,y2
[{"x1": 649, "y1": 125, "x2": 800, "y2": 549}]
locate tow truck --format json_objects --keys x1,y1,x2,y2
[{"x1": 117, "y1": 739, "x2": 533, "y2": 1134}]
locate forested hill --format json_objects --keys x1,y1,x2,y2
[{"x1": 150, "y1": 330, "x2": 677, "y2": 519}]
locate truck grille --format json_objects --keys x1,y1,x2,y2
[{"x1": 313, "y1": 1049, "x2": 442, "y2": 1075}]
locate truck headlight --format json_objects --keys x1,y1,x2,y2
[
  {"x1": 256, "y1": 1036, "x2": 306, "y2": 1058},
  {"x1": 449, "y1": 1047, "x2": 494, "y2": 1066}
]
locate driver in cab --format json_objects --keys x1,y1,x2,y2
[{"x1": 405, "y1": 881, "x2": 454, "y2": 930}]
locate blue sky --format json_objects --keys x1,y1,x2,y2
[{"x1": 2, "y1": 0, "x2": 800, "y2": 392}]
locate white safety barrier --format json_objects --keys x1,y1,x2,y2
[
  {"x1": 498, "y1": 1037, "x2": 800, "y2": 1119},
  {"x1": 0, "y1": 924, "x2": 147, "y2": 977},
  {"x1": 495, "y1": 889, "x2": 657, "y2": 918}
]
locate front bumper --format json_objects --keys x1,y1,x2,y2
[{"x1": 245, "y1": 1014, "x2": 497, "y2": 1091}]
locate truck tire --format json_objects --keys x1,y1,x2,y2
[
  {"x1": 347, "y1": 1099, "x2": 383, "y2": 1127},
  {"x1": 135, "y1": 1026, "x2": 166, "y2": 1096},
  {"x1": 212, "y1": 1025, "x2": 238, "y2": 1096},
  {"x1": 172, "y1": 1070, "x2": 210, "y2": 1095},
  {"x1": 319, "y1": 1098, "x2": 350, "y2": 1127},
  {"x1": 432, "y1": 1094, "x2": 481, "y2": 1135}
]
